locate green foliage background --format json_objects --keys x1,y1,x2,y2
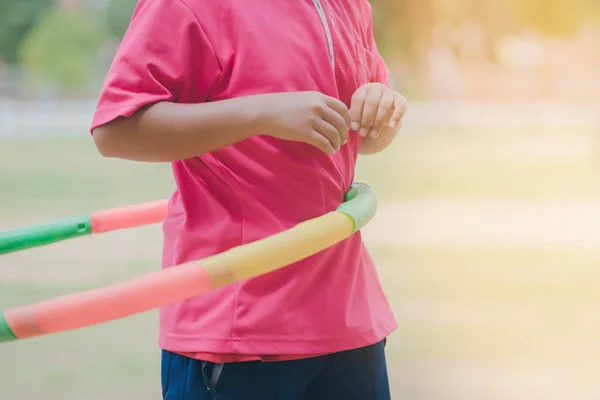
[
  {"x1": 0, "y1": 0, "x2": 53, "y2": 64},
  {"x1": 19, "y1": 8, "x2": 109, "y2": 90},
  {"x1": 105, "y1": 0, "x2": 138, "y2": 39},
  {"x1": 1, "y1": 0, "x2": 600, "y2": 94}
]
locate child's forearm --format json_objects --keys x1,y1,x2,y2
[
  {"x1": 92, "y1": 98, "x2": 264, "y2": 162},
  {"x1": 358, "y1": 126, "x2": 399, "y2": 155}
]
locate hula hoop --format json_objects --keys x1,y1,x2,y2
[
  {"x1": 0, "y1": 200, "x2": 168, "y2": 255},
  {"x1": 0, "y1": 183, "x2": 377, "y2": 343}
]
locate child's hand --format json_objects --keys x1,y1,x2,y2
[
  {"x1": 349, "y1": 83, "x2": 407, "y2": 138},
  {"x1": 258, "y1": 91, "x2": 350, "y2": 155}
]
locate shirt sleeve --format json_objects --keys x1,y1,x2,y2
[{"x1": 90, "y1": 0, "x2": 221, "y2": 132}]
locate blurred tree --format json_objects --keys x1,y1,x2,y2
[
  {"x1": 509, "y1": 0, "x2": 600, "y2": 37},
  {"x1": 371, "y1": 0, "x2": 434, "y2": 62},
  {"x1": 19, "y1": 6, "x2": 109, "y2": 90},
  {"x1": 370, "y1": 0, "x2": 435, "y2": 97},
  {"x1": 105, "y1": 0, "x2": 137, "y2": 38},
  {"x1": 0, "y1": 0, "x2": 53, "y2": 64},
  {"x1": 370, "y1": 0, "x2": 600, "y2": 60}
]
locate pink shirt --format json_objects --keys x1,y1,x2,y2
[{"x1": 91, "y1": 0, "x2": 397, "y2": 362}]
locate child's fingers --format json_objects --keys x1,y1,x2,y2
[
  {"x1": 349, "y1": 86, "x2": 368, "y2": 132},
  {"x1": 389, "y1": 94, "x2": 407, "y2": 129},
  {"x1": 314, "y1": 117, "x2": 342, "y2": 151},
  {"x1": 307, "y1": 129, "x2": 337, "y2": 154},
  {"x1": 369, "y1": 91, "x2": 396, "y2": 138},
  {"x1": 321, "y1": 104, "x2": 349, "y2": 146},
  {"x1": 359, "y1": 89, "x2": 383, "y2": 137},
  {"x1": 325, "y1": 96, "x2": 351, "y2": 131}
]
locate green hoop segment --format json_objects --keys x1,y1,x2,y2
[
  {"x1": 0, "y1": 311, "x2": 17, "y2": 342},
  {"x1": 336, "y1": 183, "x2": 377, "y2": 233},
  {"x1": 0, "y1": 215, "x2": 92, "y2": 255}
]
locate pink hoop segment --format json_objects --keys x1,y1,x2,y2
[
  {"x1": 91, "y1": 200, "x2": 168, "y2": 234},
  {"x1": 5, "y1": 262, "x2": 212, "y2": 339}
]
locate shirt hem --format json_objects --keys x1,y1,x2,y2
[{"x1": 159, "y1": 319, "x2": 397, "y2": 359}]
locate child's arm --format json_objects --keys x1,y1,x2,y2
[
  {"x1": 93, "y1": 92, "x2": 350, "y2": 162},
  {"x1": 357, "y1": 124, "x2": 401, "y2": 156},
  {"x1": 93, "y1": 99, "x2": 260, "y2": 162},
  {"x1": 92, "y1": 0, "x2": 349, "y2": 162}
]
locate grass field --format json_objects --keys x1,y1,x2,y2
[{"x1": 2, "y1": 126, "x2": 600, "y2": 399}]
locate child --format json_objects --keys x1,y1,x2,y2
[{"x1": 91, "y1": 0, "x2": 406, "y2": 399}]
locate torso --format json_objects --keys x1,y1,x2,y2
[{"x1": 159, "y1": 0, "x2": 396, "y2": 358}]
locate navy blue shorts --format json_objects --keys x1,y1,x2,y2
[{"x1": 161, "y1": 340, "x2": 391, "y2": 400}]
